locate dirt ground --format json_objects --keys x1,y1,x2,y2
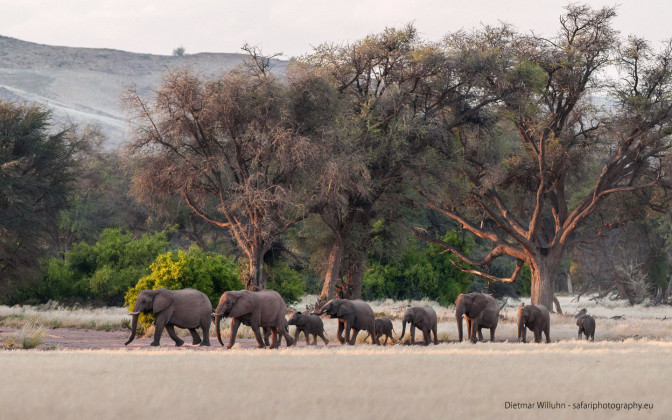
[{"x1": 0, "y1": 327, "x2": 297, "y2": 350}]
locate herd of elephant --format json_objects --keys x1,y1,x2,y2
[{"x1": 124, "y1": 288, "x2": 597, "y2": 348}]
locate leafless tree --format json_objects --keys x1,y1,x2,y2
[{"x1": 125, "y1": 64, "x2": 317, "y2": 291}]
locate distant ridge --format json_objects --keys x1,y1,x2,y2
[{"x1": 0, "y1": 35, "x2": 288, "y2": 147}]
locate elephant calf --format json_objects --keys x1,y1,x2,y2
[
  {"x1": 517, "y1": 303, "x2": 550, "y2": 343},
  {"x1": 399, "y1": 306, "x2": 438, "y2": 345},
  {"x1": 288, "y1": 312, "x2": 329, "y2": 346},
  {"x1": 374, "y1": 318, "x2": 395, "y2": 345},
  {"x1": 575, "y1": 308, "x2": 596, "y2": 341}
]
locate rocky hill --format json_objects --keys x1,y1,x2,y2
[{"x1": 0, "y1": 35, "x2": 288, "y2": 147}]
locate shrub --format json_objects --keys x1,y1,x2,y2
[
  {"x1": 362, "y1": 231, "x2": 473, "y2": 306},
  {"x1": 266, "y1": 261, "x2": 305, "y2": 305},
  {"x1": 124, "y1": 245, "x2": 243, "y2": 330},
  {"x1": 39, "y1": 229, "x2": 170, "y2": 305}
]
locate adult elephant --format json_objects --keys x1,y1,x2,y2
[
  {"x1": 517, "y1": 303, "x2": 551, "y2": 343},
  {"x1": 214, "y1": 290, "x2": 294, "y2": 349},
  {"x1": 455, "y1": 292, "x2": 502, "y2": 343},
  {"x1": 399, "y1": 306, "x2": 438, "y2": 345},
  {"x1": 313, "y1": 299, "x2": 378, "y2": 345},
  {"x1": 125, "y1": 288, "x2": 212, "y2": 347}
]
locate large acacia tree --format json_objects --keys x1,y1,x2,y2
[
  {"x1": 126, "y1": 65, "x2": 316, "y2": 291},
  {"x1": 420, "y1": 5, "x2": 672, "y2": 310},
  {"x1": 299, "y1": 25, "x2": 521, "y2": 300}
]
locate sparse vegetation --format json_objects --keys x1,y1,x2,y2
[{"x1": 3, "y1": 322, "x2": 47, "y2": 349}]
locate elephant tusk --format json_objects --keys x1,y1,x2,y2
[{"x1": 129, "y1": 311, "x2": 140, "y2": 315}]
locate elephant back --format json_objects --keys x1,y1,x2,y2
[{"x1": 350, "y1": 299, "x2": 375, "y2": 330}]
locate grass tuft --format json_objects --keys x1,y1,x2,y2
[{"x1": 4, "y1": 322, "x2": 48, "y2": 349}]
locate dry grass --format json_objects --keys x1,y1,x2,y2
[
  {"x1": 0, "y1": 341, "x2": 669, "y2": 419},
  {"x1": 3, "y1": 322, "x2": 47, "y2": 349},
  {"x1": 0, "y1": 303, "x2": 129, "y2": 331}
]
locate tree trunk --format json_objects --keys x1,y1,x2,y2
[
  {"x1": 320, "y1": 235, "x2": 344, "y2": 300},
  {"x1": 565, "y1": 270, "x2": 573, "y2": 295},
  {"x1": 529, "y1": 252, "x2": 563, "y2": 312},
  {"x1": 247, "y1": 244, "x2": 267, "y2": 291},
  {"x1": 345, "y1": 252, "x2": 365, "y2": 300},
  {"x1": 664, "y1": 273, "x2": 672, "y2": 303}
]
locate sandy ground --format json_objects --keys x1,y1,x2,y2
[{"x1": 0, "y1": 341, "x2": 669, "y2": 420}]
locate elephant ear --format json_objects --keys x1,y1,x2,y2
[
  {"x1": 336, "y1": 301, "x2": 353, "y2": 317},
  {"x1": 526, "y1": 307, "x2": 537, "y2": 323},
  {"x1": 467, "y1": 295, "x2": 487, "y2": 318},
  {"x1": 229, "y1": 292, "x2": 256, "y2": 318},
  {"x1": 153, "y1": 291, "x2": 174, "y2": 314},
  {"x1": 295, "y1": 314, "x2": 308, "y2": 327}
]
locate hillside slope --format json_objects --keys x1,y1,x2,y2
[{"x1": 0, "y1": 36, "x2": 287, "y2": 147}]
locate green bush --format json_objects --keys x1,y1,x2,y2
[
  {"x1": 265, "y1": 261, "x2": 305, "y2": 305},
  {"x1": 362, "y1": 231, "x2": 473, "y2": 306},
  {"x1": 124, "y1": 245, "x2": 243, "y2": 328},
  {"x1": 39, "y1": 229, "x2": 170, "y2": 305}
]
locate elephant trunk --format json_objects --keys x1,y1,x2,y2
[
  {"x1": 124, "y1": 312, "x2": 140, "y2": 346},
  {"x1": 400, "y1": 320, "x2": 407, "y2": 341},
  {"x1": 215, "y1": 313, "x2": 224, "y2": 346},
  {"x1": 517, "y1": 320, "x2": 525, "y2": 342},
  {"x1": 456, "y1": 310, "x2": 464, "y2": 342}
]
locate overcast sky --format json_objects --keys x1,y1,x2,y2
[{"x1": 1, "y1": 1, "x2": 671, "y2": 58}]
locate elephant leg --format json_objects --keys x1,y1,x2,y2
[
  {"x1": 311, "y1": 334, "x2": 318, "y2": 345},
  {"x1": 279, "y1": 325, "x2": 294, "y2": 347},
  {"x1": 263, "y1": 327, "x2": 271, "y2": 347},
  {"x1": 466, "y1": 318, "x2": 473, "y2": 341},
  {"x1": 337, "y1": 320, "x2": 346, "y2": 345},
  {"x1": 250, "y1": 322, "x2": 266, "y2": 349},
  {"x1": 152, "y1": 313, "x2": 171, "y2": 346},
  {"x1": 545, "y1": 325, "x2": 551, "y2": 343},
  {"x1": 165, "y1": 325, "x2": 185, "y2": 347},
  {"x1": 227, "y1": 318, "x2": 242, "y2": 349},
  {"x1": 188, "y1": 328, "x2": 202, "y2": 345},
  {"x1": 534, "y1": 329, "x2": 541, "y2": 343},
  {"x1": 304, "y1": 330, "x2": 310, "y2": 345},
  {"x1": 200, "y1": 322, "x2": 211, "y2": 347},
  {"x1": 344, "y1": 318, "x2": 354, "y2": 345},
  {"x1": 477, "y1": 328, "x2": 484, "y2": 342},
  {"x1": 433, "y1": 325, "x2": 439, "y2": 345},
  {"x1": 294, "y1": 329, "x2": 301, "y2": 345},
  {"x1": 421, "y1": 328, "x2": 430, "y2": 346},
  {"x1": 349, "y1": 328, "x2": 360, "y2": 345},
  {"x1": 410, "y1": 324, "x2": 416, "y2": 345},
  {"x1": 318, "y1": 331, "x2": 329, "y2": 346},
  {"x1": 489, "y1": 327, "x2": 495, "y2": 342}
]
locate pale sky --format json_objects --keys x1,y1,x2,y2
[{"x1": 1, "y1": 1, "x2": 671, "y2": 58}]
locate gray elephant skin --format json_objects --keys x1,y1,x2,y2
[
  {"x1": 214, "y1": 289, "x2": 294, "y2": 349},
  {"x1": 399, "y1": 306, "x2": 438, "y2": 345},
  {"x1": 373, "y1": 318, "x2": 395, "y2": 345},
  {"x1": 288, "y1": 311, "x2": 329, "y2": 346},
  {"x1": 455, "y1": 292, "x2": 501, "y2": 343},
  {"x1": 575, "y1": 309, "x2": 595, "y2": 341},
  {"x1": 314, "y1": 299, "x2": 378, "y2": 345},
  {"x1": 125, "y1": 288, "x2": 212, "y2": 347},
  {"x1": 517, "y1": 303, "x2": 550, "y2": 343}
]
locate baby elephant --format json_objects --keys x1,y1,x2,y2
[
  {"x1": 575, "y1": 308, "x2": 596, "y2": 341},
  {"x1": 364, "y1": 318, "x2": 396, "y2": 345},
  {"x1": 288, "y1": 312, "x2": 329, "y2": 346}
]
